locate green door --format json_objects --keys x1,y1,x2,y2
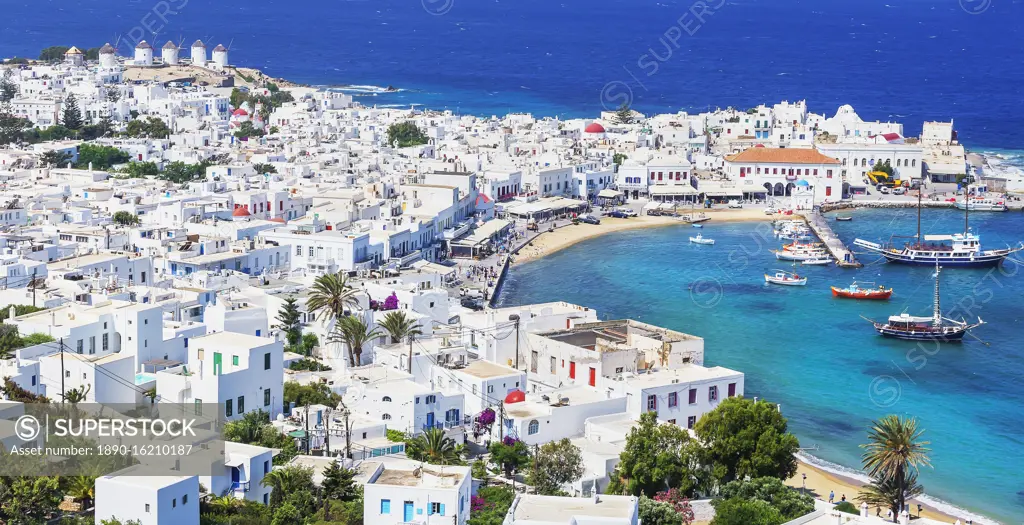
[{"x1": 213, "y1": 352, "x2": 222, "y2": 375}]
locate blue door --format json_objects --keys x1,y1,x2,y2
[
  {"x1": 426, "y1": 412, "x2": 435, "y2": 429},
  {"x1": 403, "y1": 502, "x2": 414, "y2": 522}
]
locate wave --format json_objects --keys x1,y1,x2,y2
[
  {"x1": 796, "y1": 452, "x2": 1002, "y2": 525},
  {"x1": 333, "y1": 84, "x2": 404, "y2": 94}
]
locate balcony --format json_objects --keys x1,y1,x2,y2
[
  {"x1": 230, "y1": 481, "x2": 250, "y2": 493},
  {"x1": 421, "y1": 415, "x2": 472, "y2": 432},
  {"x1": 390, "y1": 250, "x2": 422, "y2": 268}
]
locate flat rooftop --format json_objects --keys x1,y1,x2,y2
[
  {"x1": 370, "y1": 465, "x2": 467, "y2": 488},
  {"x1": 457, "y1": 360, "x2": 518, "y2": 379},
  {"x1": 511, "y1": 494, "x2": 637, "y2": 524},
  {"x1": 623, "y1": 364, "x2": 742, "y2": 388}
]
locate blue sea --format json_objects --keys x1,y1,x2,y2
[
  {"x1": 498, "y1": 208, "x2": 1024, "y2": 523},
  {"x1": 3, "y1": 0, "x2": 1024, "y2": 520}
]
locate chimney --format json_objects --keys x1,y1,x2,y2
[{"x1": 8, "y1": 305, "x2": 15, "y2": 320}]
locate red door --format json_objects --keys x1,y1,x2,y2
[
  {"x1": 569, "y1": 362, "x2": 576, "y2": 379},
  {"x1": 588, "y1": 368, "x2": 596, "y2": 387}
]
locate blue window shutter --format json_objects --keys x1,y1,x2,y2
[
  {"x1": 381, "y1": 500, "x2": 390, "y2": 514},
  {"x1": 440, "y1": 504, "x2": 446, "y2": 516}
]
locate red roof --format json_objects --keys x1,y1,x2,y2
[
  {"x1": 269, "y1": 217, "x2": 286, "y2": 223},
  {"x1": 882, "y1": 132, "x2": 901, "y2": 141},
  {"x1": 584, "y1": 122, "x2": 606, "y2": 134},
  {"x1": 232, "y1": 108, "x2": 248, "y2": 116},
  {"x1": 504, "y1": 390, "x2": 526, "y2": 404},
  {"x1": 232, "y1": 206, "x2": 251, "y2": 217},
  {"x1": 475, "y1": 193, "x2": 492, "y2": 206}
]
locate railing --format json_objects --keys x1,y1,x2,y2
[
  {"x1": 421, "y1": 415, "x2": 472, "y2": 432},
  {"x1": 230, "y1": 481, "x2": 250, "y2": 493},
  {"x1": 390, "y1": 250, "x2": 422, "y2": 267}
]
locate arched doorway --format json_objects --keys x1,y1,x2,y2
[
  {"x1": 763, "y1": 182, "x2": 773, "y2": 196},
  {"x1": 842, "y1": 182, "x2": 851, "y2": 199},
  {"x1": 785, "y1": 182, "x2": 795, "y2": 196},
  {"x1": 773, "y1": 182, "x2": 785, "y2": 196}
]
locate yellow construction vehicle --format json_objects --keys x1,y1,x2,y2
[{"x1": 866, "y1": 171, "x2": 903, "y2": 188}]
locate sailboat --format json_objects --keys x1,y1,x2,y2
[
  {"x1": 867, "y1": 264, "x2": 983, "y2": 341},
  {"x1": 853, "y1": 184, "x2": 1023, "y2": 267}
]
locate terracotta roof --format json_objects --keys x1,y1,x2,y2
[
  {"x1": 192, "y1": 40, "x2": 205, "y2": 47},
  {"x1": 135, "y1": 40, "x2": 153, "y2": 50},
  {"x1": 232, "y1": 206, "x2": 251, "y2": 217},
  {"x1": 725, "y1": 147, "x2": 840, "y2": 165},
  {"x1": 213, "y1": 44, "x2": 228, "y2": 52},
  {"x1": 99, "y1": 43, "x2": 116, "y2": 54},
  {"x1": 65, "y1": 46, "x2": 83, "y2": 55},
  {"x1": 163, "y1": 41, "x2": 178, "y2": 50}
]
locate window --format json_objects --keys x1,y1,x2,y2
[
  {"x1": 172, "y1": 498, "x2": 177, "y2": 508},
  {"x1": 89, "y1": 336, "x2": 96, "y2": 354},
  {"x1": 264, "y1": 389, "x2": 271, "y2": 407},
  {"x1": 486, "y1": 385, "x2": 494, "y2": 394},
  {"x1": 728, "y1": 383, "x2": 737, "y2": 397},
  {"x1": 232, "y1": 355, "x2": 239, "y2": 366},
  {"x1": 382, "y1": 396, "x2": 392, "y2": 402},
  {"x1": 264, "y1": 494, "x2": 269, "y2": 505},
  {"x1": 264, "y1": 353, "x2": 271, "y2": 370},
  {"x1": 183, "y1": 495, "x2": 188, "y2": 505},
  {"x1": 225, "y1": 399, "x2": 233, "y2": 417},
  {"x1": 237, "y1": 396, "x2": 245, "y2": 414},
  {"x1": 77, "y1": 339, "x2": 83, "y2": 354},
  {"x1": 668, "y1": 392, "x2": 678, "y2": 407},
  {"x1": 668, "y1": 419, "x2": 676, "y2": 425},
  {"x1": 195, "y1": 399, "x2": 203, "y2": 416},
  {"x1": 425, "y1": 395, "x2": 436, "y2": 404},
  {"x1": 382, "y1": 413, "x2": 391, "y2": 420},
  {"x1": 429, "y1": 502, "x2": 443, "y2": 515},
  {"x1": 528, "y1": 420, "x2": 539, "y2": 435},
  {"x1": 145, "y1": 504, "x2": 150, "y2": 513},
  {"x1": 102, "y1": 333, "x2": 109, "y2": 351},
  {"x1": 296, "y1": 245, "x2": 302, "y2": 256},
  {"x1": 308, "y1": 246, "x2": 314, "y2": 257},
  {"x1": 264, "y1": 460, "x2": 270, "y2": 475},
  {"x1": 687, "y1": 416, "x2": 696, "y2": 429},
  {"x1": 647, "y1": 394, "x2": 657, "y2": 411},
  {"x1": 709, "y1": 386, "x2": 719, "y2": 402},
  {"x1": 381, "y1": 499, "x2": 391, "y2": 515}
]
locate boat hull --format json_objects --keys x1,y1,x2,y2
[
  {"x1": 831, "y1": 287, "x2": 892, "y2": 300},
  {"x1": 873, "y1": 324, "x2": 966, "y2": 341},
  {"x1": 878, "y1": 251, "x2": 1007, "y2": 267}
]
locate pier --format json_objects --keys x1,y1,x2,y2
[{"x1": 802, "y1": 211, "x2": 862, "y2": 268}]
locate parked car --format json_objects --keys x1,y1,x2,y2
[
  {"x1": 727, "y1": 200, "x2": 743, "y2": 209},
  {"x1": 892, "y1": 187, "x2": 906, "y2": 195},
  {"x1": 460, "y1": 297, "x2": 485, "y2": 311},
  {"x1": 878, "y1": 186, "x2": 891, "y2": 194},
  {"x1": 615, "y1": 207, "x2": 638, "y2": 217},
  {"x1": 764, "y1": 207, "x2": 778, "y2": 215},
  {"x1": 577, "y1": 214, "x2": 601, "y2": 225},
  {"x1": 605, "y1": 210, "x2": 630, "y2": 219}
]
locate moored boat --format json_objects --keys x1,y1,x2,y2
[
  {"x1": 955, "y1": 198, "x2": 1007, "y2": 212},
  {"x1": 836, "y1": 215, "x2": 853, "y2": 222},
  {"x1": 866, "y1": 265, "x2": 983, "y2": 341},
  {"x1": 802, "y1": 257, "x2": 833, "y2": 266},
  {"x1": 831, "y1": 281, "x2": 892, "y2": 300},
  {"x1": 765, "y1": 269, "x2": 807, "y2": 286}
]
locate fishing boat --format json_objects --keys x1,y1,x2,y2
[
  {"x1": 774, "y1": 248, "x2": 826, "y2": 261},
  {"x1": 836, "y1": 215, "x2": 853, "y2": 222},
  {"x1": 764, "y1": 269, "x2": 807, "y2": 286},
  {"x1": 692, "y1": 224, "x2": 703, "y2": 228},
  {"x1": 955, "y1": 197, "x2": 1007, "y2": 212},
  {"x1": 853, "y1": 184, "x2": 1023, "y2": 267},
  {"x1": 831, "y1": 281, "x2": 892, "y2": 300},
  {"x1": 689, "y1": 233, "x2": 715, "y2": 245},
  {"x1": 801, "y1": 256, "x2": 833, "y2": 266},
  {"x1": 866, "y1": 265, "x2": 983, "y2": 341}
]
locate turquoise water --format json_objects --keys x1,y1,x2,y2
[
  {"x1": 134, "y1": 372, "x2": 157, "y2": 385},
  {"x1": 497, "y1": 208, "x2": 1024, "y2": 523}
]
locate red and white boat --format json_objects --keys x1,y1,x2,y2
[{"x1": 831, "y1": 281, "x2": 893, "y2": 300}]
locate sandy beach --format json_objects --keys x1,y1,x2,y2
[
  {"x1": 513, "y1": 207, "x2": 772, "y2": 264},
  {"x1": 787, "y1": 460, "x2": 962, "y2": 522}
]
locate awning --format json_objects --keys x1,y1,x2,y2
[
  {"x1": 649, "y1": 185, "x2": 697, "y2": 195},
  {"x1": 597, "y1": 189, "x2": 623, "y2": 198},
  {"x1": 453, "y1": 219, "x2": 511, "y2": 247}
]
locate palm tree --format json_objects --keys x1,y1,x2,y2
[
  {"x1": 65, "y1": 475, "x2": 97, "y2": 509},
  {"x1": 260, "y1": 465, "x2": 314, "y2": 507},
  {"x1": 62, "y1": 384, "x2": 91, "y2": 405},
  {"x1": 378, "y1": 310, "x2": 423, "y2": 344},
  {"x1": 224, "y1": 409, "x2": 269, "y2": 444},
  {"x1": 306, "y1": 273, "x2": 360, "y2": 326},
  {"x1": 328, "y1": 316, "x2": 381, "y2": 367},
  {"x1": 406, "y1": 427, "x2": 462, "y2": 465},
  {"x1": 860, "y1": 415, "x2": 931, "y2": 518},
  {"x1": 858, "y1": 469, "x2": 924, "y2": 520}
]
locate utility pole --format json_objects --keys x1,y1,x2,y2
[
  {"x1": 407, "y1": 334, "x2": 414, "y2": 374},
  {"x1": 324, "y1": 407, "x2": 331, "y2": 457},
  {"x1": 30, "y1": 269, "x2": 37, "y2": 307},
  {"x1": 304, "y1": 401, "x2": 310, "y2": 454},
  {"x1": 59, "y1": 338, "x2": 65, "y2": 402},
  {"x1": 343, "y1": 405, "x2": 352, "y2": 459},
  {"x1": 508, "y1": 314, "x2": 520, "y2": 371},
  {"x1": 498, "y1": 401, "x2": 505, "y2": 442}
]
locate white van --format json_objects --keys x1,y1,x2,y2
[{"x1": 727, "y1": 200, "x2": 743, "y2": 209}]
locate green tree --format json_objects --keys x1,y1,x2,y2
[
  {"x1": 276, "y1": 296, "x2": 304, "y2": 349},
  {"x1": 230, "y1": 88, "x2": 248, "y2": 109},
  {"x1": 529, "y1": 438, "x2": 584, "y2": 495},
  {"x1": 329, "y1": 316, "x2": 381, "y2": 367},
  {"x1": 860, "y1": 415, "x2": 930, "y2": 519},
  {"x1": 0, "y1": 102, "x2": 31, "y2": 145},
  {"x1": 112, "y1": 211, "x2": 141, "y2": 226},
  {"x1": 834, "y1": 501, "x2": 860, "y2": 515},
  {"x1": 613, "y1": 153, "x2": 627, "y2": 165},
  {"x1": 468, "y1": 486, "x2": 515, "y2": 525},
  {"x1": 377, "y1": 310, "x2": 422, "y2": 344},
  {"x1": 487, "y1": 438, "x2": 530, "y2": 479},
  {"x1": 38, "y1": 46, "x2": 70, "y2": 61},
  {"x1": 406, "y1": 427, "x2": 463, "y2": 465},
  {"x1": 61, "y1": 93, "x2": 83, "y2": 130},
  {"x1": 0, "y1": 475, "x2": 62, "y2": 523},
  {"x1": 694, "y1": 397, "x2": 800, "y2": 486},
  {"x1": 0, "y1": 69, "x2": 18, "y2": 102},
  {"x1": 1, "y1": 377, "x2": 49, "y2": 403},
  {"x1": 253, "y1": 162, "x2": 277, "y2": 174},
  {"x1": 39, "y1": 150, "x2": 73, "y2": 167},
  {"x1": 120, "y1": 161, "x2": 159, "y2": 178},
  {"x1": 224, "y1": 409, "x2": 271, "y2": 444},
  {"x1": 320, "y1": 461, "x2": 359, "y2": 519},
  {"x1": 301, "y1": 333, "x2": 319, "y2": 356},
  {"x1": 307, "y1": 273, "x2": 360, "y2": 326},
  {"x1": 125, "y1": 117, "x2": 171, "y2": 138},
  {"x1": 638, "y1": 496, "x2": 683, "y2": 525},
  {"x1": 710, "y1": 498, "x2": 784, "y2": 525},
  {"x1": 607, "y1": 411, "x2": 701, "y2": 497},
  {"x1": 0, "y1": 304, "x2": 45, "y2": 322},
  {"x1": 63, "y1": 475, "x2": 97, "y2": 509},
  {"x1": 106, "y1": 88, "x2": 121, "y2": 103},
  {"x1": 20, "y1": 333, "x2": 55, "y2": 347},
  {"x1": 261, "y1": 464, "x2": 315, "y2": 507},
  {"x1": 160, "y1": 160, "x2": 208, "y2": 184},
  {"x1": 75, "y1": 143, "x2": 130, "y2": 170},
  {"x1": 871, "y1": 160, "x2": 894, "y2": 177},
  {"x1": 283, "y1": 381, "x2": 342, "y2": 408},
  {"x1": 234, "y1": 120, "x2": 265, "y2": 139},
  {"x1": 614, "y1": 102, "x2": 634, "y2": 124},
  {"x1": 61, "y1": 384, "x2": 91, "y2": 404},
  {"x1": 858, "y1": 469, "x2": 923, "y2": 519},
  {"x1": 386, "y1": 121, "x2": 428, "y2": 148},
  {"x1": 717, "y1": 477, "x2": 813, "y2": 520}
]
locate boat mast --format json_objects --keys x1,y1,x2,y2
[
  {"x1": 917, "y1": 184, "x2": 922, "y2": 245},
  {"x1": 963, "y1": 181, "x2": 970, "y2": 235},
  {"x1": 933, "y1": 263, "x2": 942, "y2": 327}
]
